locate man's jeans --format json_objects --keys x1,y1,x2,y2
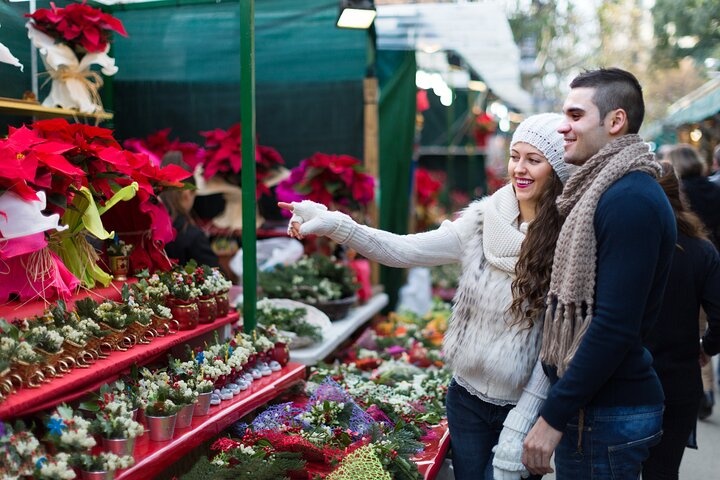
[
  {"x1": 446, "y1": 378, "x2": 542, "y2": 480},
  {"x1": 555, "y1": 404, "x2": 663, "y2": 480}
]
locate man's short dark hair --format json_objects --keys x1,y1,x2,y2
[{"x1": 570, "y1": 68, "x2": 645, "y2": 134}]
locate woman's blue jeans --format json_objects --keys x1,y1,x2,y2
[
  {"x1": 446, "y1": 378, "x2": 542, "y2": 480},
  {"x1": 555, "y1": 404, "x2": 663, "y2": 480}
]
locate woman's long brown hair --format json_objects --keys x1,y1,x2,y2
[
  {"x1": 509, "y1": 173, "x2": 564, "y2": 327},
  {"x1": 658, "y1": 160, "x2": 709, "y2": 240}
]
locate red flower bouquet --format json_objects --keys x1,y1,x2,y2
[
  {"x1": 26, "y1": 1, "x2": 127, "y2": 56},
  {"x1": 276, "y1": 152, "x2": 375, "y2": 216},
  {"x1": 25, "y1": 1, "x2": 128, "y2": 113},
  {"x1": 186, "y1": 123, "x2": 285, "y2": 198}
]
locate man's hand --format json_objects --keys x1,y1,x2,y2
[{"x1": 522, "y1": 416, "x2": 562, "y2": 475}]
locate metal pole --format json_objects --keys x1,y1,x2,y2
[{"x1": 239, "y1": 0, "x2": 257, "y2": 333}]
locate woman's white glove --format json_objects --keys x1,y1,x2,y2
[
  {"x1": 492, "y1": 360, "x2": 549, "y2": 480},
  {"x1": 492, "y1": 409, "x2": 532, "y2": 480},
  {"x1": 282, "y1": 200, "x2": 354, "y2": 242}
]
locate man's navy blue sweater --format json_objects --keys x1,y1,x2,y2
[{"x1": 540, "y1": 171, "x2": 677, "y2": 430}]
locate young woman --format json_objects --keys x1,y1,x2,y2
[
  {"x1": 642, "y1": 162, "x2": 720, "y2": 479},
  {"x1": 279, "y1": 113, "x2": 569, "y2": 480}
]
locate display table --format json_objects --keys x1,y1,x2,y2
[
  {"x1": 0, "y1": 293, "x2": 240, "y2": 419},
  {"x1": 289, "y1": 292, "x2": 388, "y2": 365},
  {"x1": 116, "y1": 362, "x2": 306, "y2": 480},
  {"x1": 413, "y1": 420, "x2": 451, "y2": 480}
]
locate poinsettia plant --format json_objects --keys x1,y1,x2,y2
[
  {"x1": 276, "y1": 152, "x2": 375, "y2": 216},
  {"x1": 26, "y1": 1, "x2": 128, "y2": 57},
  {"x1": 184, "y1": 123, "x2": 285, "y2": 198},
  {"x1": 123, "y1": 128, "x2": 202, "y2": 168}
]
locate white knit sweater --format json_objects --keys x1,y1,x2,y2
[{"x1": 325, "y1": 185, "x2": 543, "y2": 404}]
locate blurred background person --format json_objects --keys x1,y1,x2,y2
[
  {"x1": 667, "y1": 143, "x2": 720, "y2": 420},
  {"x1": 642, "y1": 162, "x2": 720, "y2": 479},
  {"x1": 159, "y1": 151, "x2": 219, "y2": 268}
]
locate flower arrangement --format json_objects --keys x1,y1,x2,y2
[
  {"x1": 91, "y1": 300, "x2": 130, "y2": 330},
  {"x1": 0, "y1": 421, "x2": 49, "y2": 479},
  {"x1": 160, "y1": 268, "x2": 202, "y2": 302},
  {"x1": 183, "y1": 123, "x2": 286, "y2": 198},
  {"x1": 26, "y1": 1, "x2": 128, "y2": 56},
  {"x1": 75, "y1": 451, "x2": 134, "y2": 474},
  {"x1": 44, "y1": 404, "x2": 97, "y2": 452},
  {"x1": 473, "y1": 111, "x2": 497, "y2": 147},
  {"x1": 183, "y1": 378, "x2": 425, "y2": 480},
  {"x1": 259, "y1": 254, "x2": 359, "y2": 304},
  {"x1": 256, "y1": 299, "x2": 322, "y2": 343},
  {"x1": 413, "y1": 168, "x2": 443, "y2": 231},
  {"x1": 169, "y1": 357, "x2": 214, "y2": 394},
  {"x1": 91, "y1": 395, "x2": 145, "y2": 440},
  {"x1": 276, "y1": 152, "x2": 375, "y2": 216},
  {"x1": 0, "y1": 118, "x2": 192, "y2": 302},
  {"x1": 25, "y1": 324, "x2": 65, "y2": 354},
  {"x1": 137, "y1": 369, "x2": 183, "y2": 416},
  {"x1": 25, "y1": 1, "x2": 128, "y2": 113},
  {"x1": 106, "y1": 238, "x2": 134, "y2": 257},
  {"x1": 131, "y1": 272, "x2": 173, "y2": 319},
  {"x1": 0, "y1": 320, "x2": 42, "y2": 364}
]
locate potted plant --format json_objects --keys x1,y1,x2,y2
[
  {"x1": 256, "y1": 298, "x2": 325, "y2": 350},
  {"x1": 74, "y1": 451, "x2": 134, "y2": 480},
  {"x1": 137, "y1": 370, "x2": 182, "y2": 441},
  {"x1": 130, "y1": 272, "x2": 176, "y2": 336},
  {"x1": 258, "y1": 254, "x2": 359, "y2": 320},
  {"x1": 91, "y1": 395, "x2": 144, "y2": 456},
  {"x1": 159, "y1": 268, "x2": 201, "y2": 330},
  {"x1": 106, "y1": 238, "x2": 134, "y2": 281},
  {"x1": 168, "y1": 379, "x2": 198, "y2": 428}
]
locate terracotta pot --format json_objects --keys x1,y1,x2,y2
[
  {"x1": 197, "y1": 295, "x2": 217, "y2": 324},
  {"x1": 169, "y1": 298, "x2": 199, "y2": 331}
]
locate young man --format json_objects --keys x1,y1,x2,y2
[{"x1": 521, "y1": 68, "x2": 677, "y2": 479}]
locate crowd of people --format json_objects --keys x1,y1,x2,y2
[{"x1": 280, "y1": 67, "x2": 720, "y2": 480}]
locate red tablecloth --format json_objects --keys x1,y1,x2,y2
[
  {"x1": 117, "y1": 363, "x2": 306, "y2": 480},
  {"x1": 0, "y1": 312, "x2": 240, "y2": 420}
]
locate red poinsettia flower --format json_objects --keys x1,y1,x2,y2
[
  {"x1": 27, "y1": 1, "x2": 128, "y2": 55},
  {"x1": 276, "y1": 152, "x2": 375, "y2": 215},
  {"x1": 192, "y1": 123, "x2": 285, "y2": 198},
  {"x1": 123, "y1": 128, "x2": 202, "y2": 168},
  {"x1": 414, "y1": 167, "x2": 442, "y2": 208}
]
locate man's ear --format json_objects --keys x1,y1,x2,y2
[{"x1": 608, "y1": 109, "x2": 628, "y2": 135}]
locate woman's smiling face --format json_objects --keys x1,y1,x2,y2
[{"x1": 508, "y1": 141, "x2": 553, "y2": 215}]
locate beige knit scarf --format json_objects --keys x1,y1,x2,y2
[{"x1": 540, "y1": 134, "x2": 661, "y2": 376}]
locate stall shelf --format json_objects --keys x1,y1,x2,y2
[
  {"x1": 116, "y1": 362, "x2": 306, "y2": 480},
  {"x1": 289, "y1": 292, "x2": 388, "y2": 365},
  {"x1": 0, "y1": 313, "x2": 241, "y2": 419},
  {"x1": 0, "y1": 96, "x2": 113, "y2": 122}
]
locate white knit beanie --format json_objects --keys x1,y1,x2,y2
[{"x1": 510, "y1": 113, "x2": 569, "y2": 183}]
